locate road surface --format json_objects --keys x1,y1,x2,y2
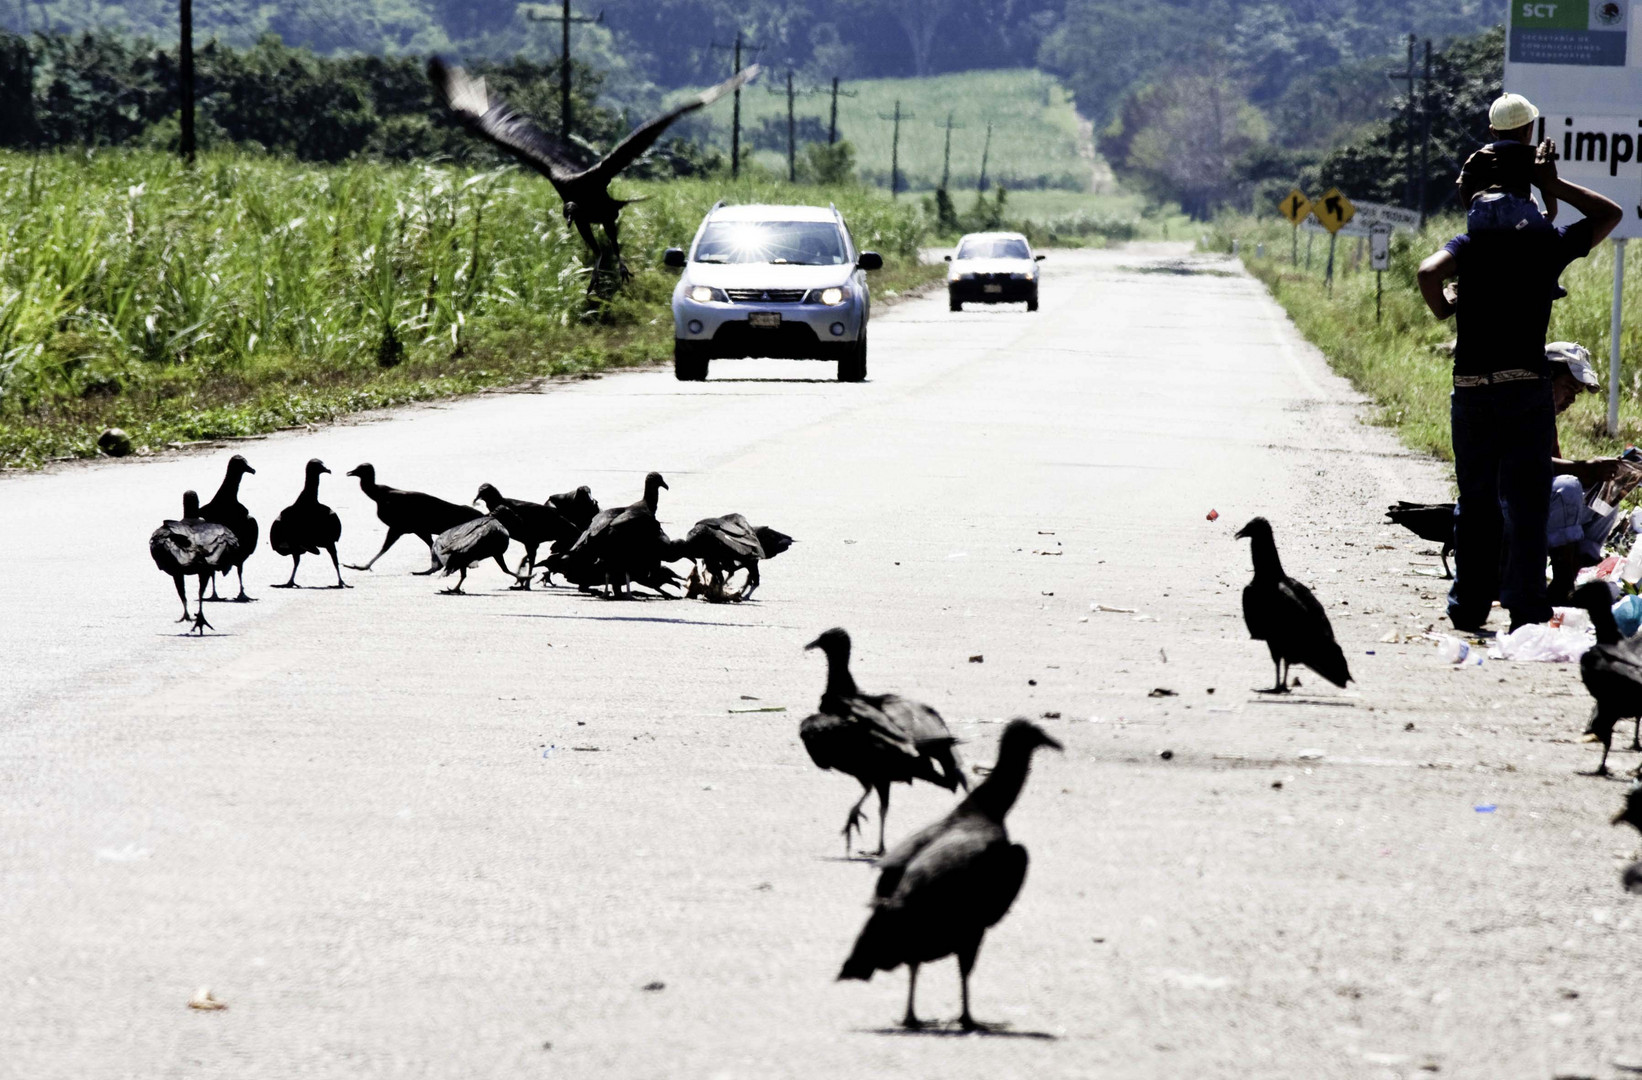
[{"x1": 4, "y1": 245, "x2": 1638, "y2": 1079}]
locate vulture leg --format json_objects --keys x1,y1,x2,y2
[
  {"x1": 273, "y1": 554, "x2": 302, "y2": 588},
  {"x1": 956, "y1": 941, "x2": 994, "y2": 1032},
  {"x1": 739, "y1": 559, "x2": 761, "y2": 601},
  {"x1": 171, "y1": 575, "x2": 191, "y2": 621},
  {"x1": 345, "y1": 527, "x2": 405, "y2": 571},
  {"x1": 1631, "y1": 717, "x2": 1640, "y2": 753},
  {"x1": 901, "y1": 963, "x2": 923, "y2": 1030},
  {"x1": 1257, "y1": 652, "x2": 1287, "y2": 694},
  {"x1": 491, "y1": 553, "x2": 513, "y2": 579},
  {"x1": 233, "y1": 563, "x2": 254, "y2": 602},
  {"x1": 604, "y1": 218, "x2": 632, "y2": 282},
  {"x1": 324, "y1": 545, "x2": 350, "y2": 589},
  {"x1": 873, "y1": 780, "x2": 892, "y2": 856},
  {"x1": 842, "y1": 782, "x2": 872, "y2": 854},
  {"x1": 441, "y1": 567, "x2": 469, "y2": 596},
  {"x1": 412, "y1": 536, "x2": 445, "y2": 575},
  {"x1": 1440, "y1": 545, "x2": 1454, "y2": 580},
  {"x1": 206, "y1": 572, "x2": 222, "y2": 601},
  {"x1": 510, "y1": 546, "x2": 537, "y2": 590},
  {"x1": 191, "y1": 576, "x2": 214, "y2": 635}
]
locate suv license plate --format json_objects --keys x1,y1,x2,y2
[
  {"x1": 983, "y1": 284, "x2": 1003, "y2": 294},
  {"x1": 748, "y1": 312, "x2": 781, "y2": 329}
]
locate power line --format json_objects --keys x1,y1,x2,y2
[{"x1": 523, "y1": 2, "x2": 603, "y2": 143}]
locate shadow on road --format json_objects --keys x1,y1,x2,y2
[
  {"x1": 859, "y1": 1025, "x2": 1058, "y2": 1040},
  {"x1": 497, "y1": 612, "x2": 740, "y2": 628}
]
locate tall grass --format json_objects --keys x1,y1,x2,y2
[
  {"x1": 1210, "y1": 214, "x2": 1642, "y2": 464},
  {"x1": 0, "y1": 149, "x2": 930, "y2": 467}
]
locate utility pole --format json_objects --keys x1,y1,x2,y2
[
  {"x1": 977, "y1": 122, "x2": 993, "y2": 192},
  {"x1": 785, "y1": 70, "x2": 796, "y2": 182},
  {"x1": 1387, "y1": 34, "x2": 1417, "y2": 211},
  {"x1": 732, "y1": 33, "x2": 743, "y2": 179},
  {"x1": 179, "y1": 0, "x2": 194, "y2": 164},
  {"x1": 524, "y1": 2, "x2": 601, "y2": 143},
  {"x1": 878, "y1": 100, "x2": 913, "y2": 197},
  {"x1": 829, "y1": 76, "x2": 840, "y2": 144},
  {"x1": 938, "y1": 111, "x2": 965, "y2": 191},
  {"x1": 1418, "y1": 38, "x2": 1432, "y2": 230}
]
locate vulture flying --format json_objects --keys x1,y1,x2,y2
[{"x1": 430, "y1": 58, "x2": 760, "y2": 281}]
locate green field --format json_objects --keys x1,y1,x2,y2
[
  {"x1": 0, "y1": 150, "x2": 931, "y2": 468},
  {"x1": 1209, "y1": 215, "x2": 1642, "y2": 464},
  {"x1": 683, "y1": 68, "x2": 1094, "y2": 194}
]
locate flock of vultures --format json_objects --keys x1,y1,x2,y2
[{"x1": 144, "y1": 454, "x2": 1642, "y2": 1028}]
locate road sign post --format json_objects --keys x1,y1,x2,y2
[
  {"x1": 1312, "y1": 187, "x2": 1357, "y2": 292},
  {"x1": 1370, "y1": 223, "x2": 1393, "y2": 323},
  {"x1": 1506, "y1": 0, "x2": 1641, "y2": 434},
  {"x1": 1279, "y1": 188, "x2": 1311, "y2": 266}
]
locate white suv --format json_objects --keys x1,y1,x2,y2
[{"x1": 664, "y1": 203, "x2": 881, "y2": 382}]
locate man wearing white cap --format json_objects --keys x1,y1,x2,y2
[
  {"x1": 1545, "y1": 342, "x2": 1628, "y2": 601},
  {"x1": 1417, "y1": 93, "x2": 1622, "y2": 633}
]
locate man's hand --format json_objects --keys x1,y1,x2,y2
[
  {"x1": 1534, "y1": 139, "x2": 1559, "y2": 221},
  {"x1": 1570, "y1": 457, "x2": 1625, "y2": 487},
  {"x1": 1418, "y1": 250, "x2": 1458, "y2": 320}
]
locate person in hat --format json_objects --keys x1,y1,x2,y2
[
  {"x1": 1457, "y1": 93, "x2": 1561, "y2": 231},
  {"x1": 1417, "y1": 93, "x2": 1623, "y2": 633},
  {"x1": 1546, "y1": 342, "x2": 1628, "y2": 601}
]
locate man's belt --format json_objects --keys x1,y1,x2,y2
[{"x1": 1453, "y1": 368, "x2": 1543, "y2": 388}]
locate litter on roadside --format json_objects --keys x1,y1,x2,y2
[
  {"x1": 1487, "y1": 613, "x2": 1594, "y2": 663},
  {"x1": 188, "y1": 987, "x2": 228, "y2": 1011},
  {"x1": 728, "y1": 706, "x2": 787, "y2": 714},
  {"x1": 1091, "y1": 603, "x2": 1137, "y2": 614}
]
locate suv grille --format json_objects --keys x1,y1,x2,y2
[{"x1": 725, "y1": 288, "x2": 807, "y2": 303}]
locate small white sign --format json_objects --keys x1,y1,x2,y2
[
  {"x1": 1352, "y1": 201, "x2": 1423, "y2": 230},
  {"x1": 1370, "y1": 223, "x2": 1393, "y2": 270}
]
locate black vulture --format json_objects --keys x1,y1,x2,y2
[
  {"x1": 1572, "y1": 583, "x2": 1642, "y2": 776},
  {"x1": 1235, "y1": 517, "x2": 1352, "y2": 693},
  {"x1": 1385, "y1": 501, "x2": 1456, "y2": 578},
  {"x1": 555, "y1": 471, "x2": 674, "y2": 598},
  {"x1": 474, "y1": 483, "x2": 575, "y2": 589},
  {"x1": 150, "y1": 491, "x2": 242, "y2": 634},
  {"x1": 677, "y1": 514, "x2": 794, "y2": 602},
  {"x1": 799, "y1": 628, "x2": 968, "y2": 855},
  {"x1": 269, "y1": 459, "x2": 348, "y2": 589},
  {"x1": 534, "y1": 485, "x2": 603, "y2": 587},
  {"x1": 430, "y1": 58, "x2": 759, "y2": 282},
  {"x1": 838, "y1": 718, "x2": 1061, "y2": 1031},
  {"x1": 432, "y1": 515, "x2": 512, "y2": 594},
  {"x1": 198, "y1": 454, "x2": 258, "y2": 602},
  {"x1": 1611, "y1": 785, "x2": 1642, "y2": 893},
  {"x1": 344, "y1": 463, "x2": 482, "y2": 573}
]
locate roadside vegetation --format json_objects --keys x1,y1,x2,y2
[
  {"x1": 1208, "y1": 215, "x2": 1642, "y2": 464},
  {"x1": 0, "y1": 152, "x2": 930, "y2": 468}
]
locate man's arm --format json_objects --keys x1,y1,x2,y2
[
  {"x1": 1536, "y1": 151, "x2": 1624, "y2": 244},
  {"x1": 1417, "y1": 249, "x2": 1457, "y2": 320}
]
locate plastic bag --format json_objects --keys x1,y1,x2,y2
[
  {"x1": 1615, "y1": 595, "x2": 1642, "y2": 638},
  {"x1": 1489, "y1": 621, "x2": 1593, "y2": 663}
]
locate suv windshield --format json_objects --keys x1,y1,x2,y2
[
  {"x1": 958, "y1": 237, "x2": 1030, "y2": 260},
  {"x1": 694, "y1": 220, "x2": 849, "y2": 265}
]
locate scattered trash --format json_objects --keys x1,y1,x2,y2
[
  {"x1": 1037, "y1": 530, "x2": 1056, "y2": 536},
  {"x1": 739, "y1": 695, "x2": 760, "y2": 701},
  {"x1": 1206, "y1": 687, "x2": 1215, "y2": 694},
  {"x1": 1041, "y1": 711, "x2": 1061, "y2": 720},
  {"x1": 1032, "y1": 549, "x2": 1063, "y2": 556},
  {"x1": 1206, "y1": 509, "x2": 1219, "y2": 522},
  {"x1": 1404, "y1": 722, "x2": 1416, "y2": 732},
  {"x1": 187, "y1": 987, "x2": 227, "y2": 1011},
  {"x1": 1159, "y1": 749, "x2": 1174, "y2": 760},
  {"x1": 1379, "y1": 630, "x2": 1402, "y2": 643},
  {"x1": 1028, "y1": 679, "x2": 1037, "y2": 686},
  {"x1": 754, "y1": 882, "x2": 773, "y2": 892},
  {"x1": 1296, "y1": 749, "x2": 1325, "y2": 761},
  {"x1": 572, "y1": 746, "x2": 602, "y2": 752},
  {"x1": 1488, "y1": 621, "x2": 1592, "y2": 663},
  {"x1": 1040, "y1": 590, "x2": 1054, "y2": 596},
  {"x1": 1433, "y1": 634, "x2": 1488, "y2": 665},
  {"x1": 1617, "y1": 595, "x2": 1642, "y2": 637},
  {"x1": 1577, "y1": 554, "x2": 1624, "y2": 587},
  {"x1": 1271, "y1": 780, "x2": 1283, "y2": 789},
  {"x1": 1159, "y1": 648, "x2": 1168, "y2": 664},
  {"x1": 1148, "y1": 688, "x2": 1178, "y2": 698},
  {"x1": 1365, "y1": 650, "x2": 1376, "y2": 655},
  {"x1": 1091, "y1": 603, "x2": 1138, "y2": 614},
  {"x1": 1474, "y1": 804, "x2": 1497, "y2": 813},
  {"x1": 1159, "y1": 970, "x2": 1233, "y2": 991},
  {"x1": 728, "y1": 706, "x2": 786, "y2": 714},
  {"x1": 968, "y1": 654, "x2": 984, "y2": 663},
  {"x1": 642, "y1": 981, "x2": 666, "y2": 992}
]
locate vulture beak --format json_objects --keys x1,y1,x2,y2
[
  {"x1": 1040, "y1": 732, "x2": 1065, "y2": 752},
  {"x1": 320, "y1": 465, "x2": 331, "y2": 474},
  {"x1": 1233, "y1": 524, "x2": 1249, "y2": 540},
  {"x1": 244, "y1": 464, "x2": 256, "y2": 475},
  {"x1": 345, "y1": 466, "x2": 361, "y2": 477},
  {"x1": 1615, "y1": 809, "x2": 1628, "y2": 826},
  {"x1": 660, "y1": 479, "x2": 670, "y2": 490},
  {"x1": 804, "y1": 635, "x2": 823, "y2": 651}
]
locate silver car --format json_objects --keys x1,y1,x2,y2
[{"x1": 664, "y1": 203, "x2": 882, "y2": 382}]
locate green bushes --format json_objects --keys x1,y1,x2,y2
[{"x1": 0, "y1": 149, "x2": 929, "y2": 467}]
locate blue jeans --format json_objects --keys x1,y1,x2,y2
[{"x1": 1448, "y1": 379, "x2": 1556, "y2": 629}]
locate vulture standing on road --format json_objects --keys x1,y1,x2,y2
[
  {"x1": 838, "y1": 718, "x2": 1061, "y2": 1031},
  {"x1": 151, "y1": 491, "x2": 242, "y2": 634},
  {"x1": 1384, "y1": 501, "x2": 1456, "y2": 578},
  {"x1": 799, "y1": 628, "x2": 968, "y2": 855},
  {"x1": 270, "y1": 459, "x2": 348, "y2": 589},
  {"x1": 474, "y1": 483, "x2": 573, "y2": 588},
  {"x1": 677, "y1": 514, "x2": 793, "y2": 602},
  {"x1": 429, "y1": 58, "x2": 759, "y2": 282},
  {"x1": 1611, "y1": 785, "x2": 1642, "y2": 893},
  {"x1": 535, "y1": 485, "x2": 603, "y2": 586},
  {"x1": 344, "y1": 463, "x2": 481, "y2": 573},
  {"x1": 1572, "y1": 583, "x2": 1642, "y2": 776},
  {"x1": 431, "y1": 515, "x2": 512, "y2": 594},
  {"x1": 198, "y1": 454, "x2": 258, "y2": 602},
  {"x1": 553, "y1": 471, "x2": 674, "y2": 598},
  {"x1": 1235, "y1": 516, "x2": 1352, "y2": 693}
]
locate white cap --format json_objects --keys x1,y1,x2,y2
[
  {"x1": 1546, "y1": 341, "x2": 1599, "y2": 389},
  {"x1": 1489, "y1": 93, "x2": 1539, "y2": 132}
]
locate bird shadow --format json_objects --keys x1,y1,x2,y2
[
  {"x1": 815, "y1": 854, "x2": 880, "y2": 865},
  {"x1": 698, "y1": 377, "x2": 861, "y2": 385},
  {"x1": 858, "y1": 1024, "x2": 1058, "y2": 1040},
  {"x1": 497, "y1": 612, "x2": 740, "y2": 628}
]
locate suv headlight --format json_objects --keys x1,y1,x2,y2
[
  {"x1": 688, "y1": 285, "x2": 727, "y2": 303},
  {"x1": 1010, "y1": 271, "x2": 1032, "y2": 280},
  {"x1": 808, "y1": 285, "x2": 851, "y2": 306}
]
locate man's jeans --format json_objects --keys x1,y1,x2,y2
[{"x1": 1448, "y1": 379, "x2": 1556, "y2": 629}]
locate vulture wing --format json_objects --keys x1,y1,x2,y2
[
  {"x1": 429, "y1": 58, "x2": 583, "y2": 187},
  {"x1": 577, "y1": 65, "x2": 761, "y2": 189}
]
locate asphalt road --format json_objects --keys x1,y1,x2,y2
[{"x1": 5, "y1": 245, "x2": 1640, "y2": 1079}]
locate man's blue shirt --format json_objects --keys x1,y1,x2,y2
[{"x1": 1443, "y1": 218, "x2": 1593, "y2": 377}]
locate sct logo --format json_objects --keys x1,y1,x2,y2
[
  {"x1": 1521, "y1": 2, "x2": 1558, "y2": 15},
  {"x1": 1516, "y1": 0, "x2": 1588, "y2": 26}
]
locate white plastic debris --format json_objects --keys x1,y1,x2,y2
[
  {"x1": 1489, "y1": 621, "x2": 1594, "y2": 663},
  {"x1": 1433, "y1": 635, "x2": 1484, "y2": 665}
]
